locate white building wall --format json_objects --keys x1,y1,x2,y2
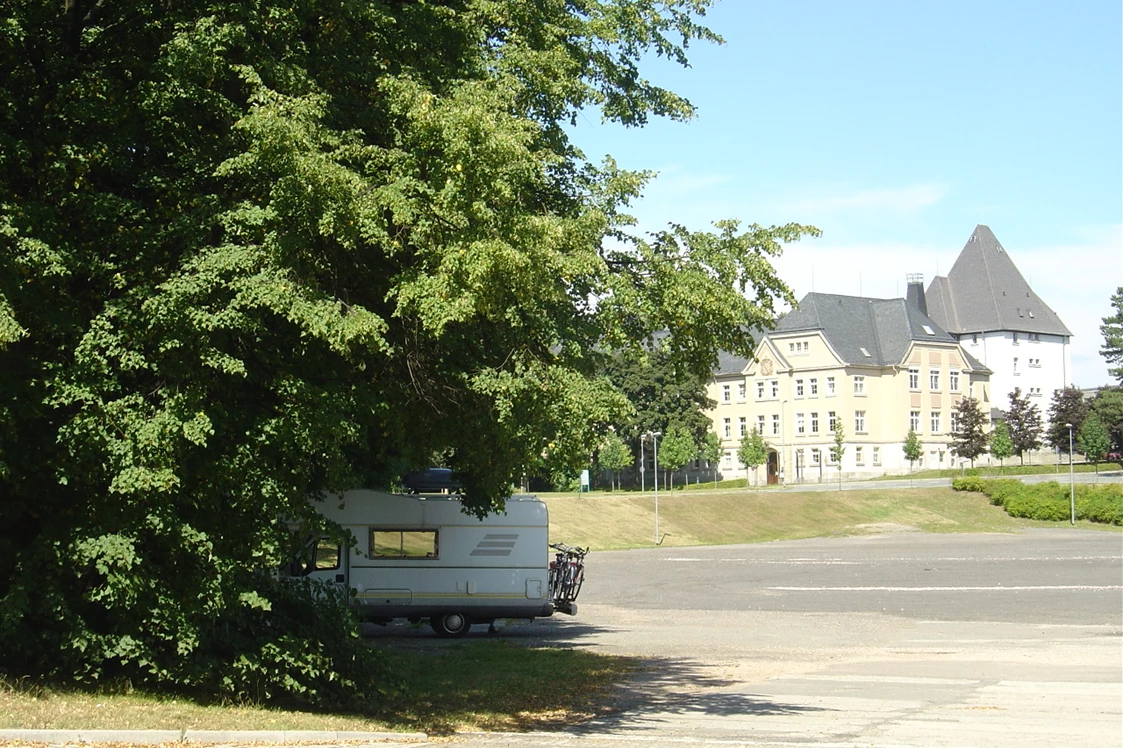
[{"x1": 959, "y1": 331, "x2": 1070, "y2": 421}]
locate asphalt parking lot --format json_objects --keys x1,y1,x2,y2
[{"x1": 454, "y1": 528, "x2": 1122, "y2": 748}]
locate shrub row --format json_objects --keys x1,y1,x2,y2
[{"x1": 952, "y1": 477, "x2": 1123, "y2": 526}]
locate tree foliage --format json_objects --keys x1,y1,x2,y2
[
  {"x1": 1046, "y1": 387, "x2": 1089, "y2": 452},
  {"x1": 600, "y1": 346, "x2": 715, "y2": 461},
  {"x1": 738, "y1": 427, "x2": 768, "y2": 486},
  {"x1": 700, "y1": 430, "x2": 722, "y2": 487},
  {"x1": 0, "y1": 0, "x2": 816, "y2": 699},
  {"x1": 1100, "y1": 287, "x2": 1123, "y2": 384},
  {"x1": 950, "y1": 397, "x2": 988, "y2": 466},
  {"x1": 658, "y1": 423, "x2": 697, "y2": 489},
  {"x1": 1004, "y1": 387, "x2": 1043, "y2": 464},
  {"x1": 1078, "y1": 414, "x2": 1111, "y2": 468},
  {"x1": 830, "y1": 419, "x2": 845, "y2": 489},
  {"x1": 1090, "y1": 387, "x2": 1123, "y2": 453},
  {"x1": 597, "y1": 431, "x2": 632, "y2": 491},
  {"x1": 989, "y1": 421, "x2": 1015, "y2": 466},
  {"x1": 902, "y1": 429, "x2": 923, "y2": 471}
]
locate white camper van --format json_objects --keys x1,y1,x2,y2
[{"x1": 291, "y1": 490, "x2": 584, "y2": 637}]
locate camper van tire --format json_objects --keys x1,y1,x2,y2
[{"x1": 430, "y1": 612, "x2": 471, "y2": 638}]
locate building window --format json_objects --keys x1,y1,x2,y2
[
  {"x1": 929, "y1": 369, "x2": 939, "y2": 390},
  {"x1": 853, "y1": 376, "x2": 865, "y2": 395},
  {"x1": 971, "y1": 333, "x2": 978, "y2": 345},
  {"x1": 757, "y1": 380, "x2": 765, "y2": 399},
  {"x1": 910, "y1": 410, "x2": 920, "y2": 432},
  {"x1": 1029, "y1": 358, "x2": 1041, "y2": 367},
  {"x1": 1013, "y1": 357, "x2": 1019, "y2": 375},
  {"x1": 950, "y1": 411, "x2": 960, "y2": 433},
  {"x1": 809, "y1": 378, "x2": 818, "y2": 396},
  {"x1": 796, "y1": 412, "x2": 805, "y2": 434},
  {"x1": 757, "y1": 415, "x2": 766, "y2": 433},
  {"x1": 811, "y1": 448, "x2": 821, "y2": 465},
  {"x1": 931, "y1": 412, "x2": 941, "y2": 434},
  {"x1": 1029, "y1": 333, "x2": 1040, "y2": 342},
  {"x1": 872, "y1": 447, "x2": 881, "y2": 466},
  {"x1": 723, "y1": 418, "x2": 731, "y2": 438},
  {"x1": 810, "y1": 412, "x2": 819, "y2": 434},
  {"x1": 723, "y1": 451, "x2": 733, "y2": 469},
  {"x1": 855, "y1": 446, "x2": 864, "y2": 465},
  {"x1": 908, "y1": 368, "x2": 919, "y2": 389},
  {"x1": 789, "y1": 341, "x2": 809, "y2": 354},
  {"x1": 737, "y1": 382, "x2": 747, "y2": 401},
  {"x1": 1030, "y1": 387, "x2": 1042, "y2": 396},
  {"x1": 739, "y1": 417, "x2": 747, "y2": 437},
  {"x1": 771, "y1": 414, "x2": 780, "y2": 436},
  {"x1": 1013, "y1": 332, "x2": 1019, "y2": 344},
  {"x1": 826, "y1": 376, "x2": 836, "y2": 396},
  {"x1": 828, "y1": 411, "x2": 837, "y2": 431},
  {"x1": 722, "y1": 384, "x2": 731, "y2": 402},
  {"x1": 949, "y1": 370, "x2": 960, "y2": 391},
  {"x1": 855, "y1": 410, "x2": 866, "y2": 433},
  {"x1": 796, "y1": 379, "x2": 804, "y2": 397},
  {"x1": 771, "y1": 380, "x2": 779, "y2": 398}
]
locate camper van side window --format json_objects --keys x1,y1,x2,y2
[
  {"x1": 370, "y1": 529, "x2": 438, "y2": 559},
  {"x1": 314, "y1": 539, "x2": 342, "y2": 570}
]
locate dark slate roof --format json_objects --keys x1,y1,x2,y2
[
  {"x1": 771, "y1": 292, "x2": 988, "y2": 372},
  {"x1": 713, "y1": 349, "x2": 751, "y2": 376},
  {"x1": 924, "y1": 225, "x2": 1072, "y2": 336}
]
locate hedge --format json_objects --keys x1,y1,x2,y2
[{"x1": 953, "y1": 477, "x2": 1123, "y2": 526}]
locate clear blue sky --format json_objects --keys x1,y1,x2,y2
[{"x1": 568, "y1": 0, "x2": 1122, "y2": 388}]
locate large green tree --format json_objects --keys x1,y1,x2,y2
[
  {"x1": 1090, "y1": 387, "x2": 1123, "y2": 453},
  {"x1": 1100, "y1": 287, "x2": 1123, "y2": 384},
  {"x1": 0, "y1": 1, "x2": 816, "y2": 698},
  {"x1": 989, "y1": 421, "x2": 1015, "y2": 468},
  {"x1": 1077, "y1": 414, "x2": 1111, "y2": 477},
  {"x1": 1046, "y1": 387, "x2": 1089, "y2": 453}
]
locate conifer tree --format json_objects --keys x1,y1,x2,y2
[
  {"x1": 1005, "y1": 387, "x2": 1043, "y2": 464},
  {"x1": 950, "y1": 397, "x2": 989, "y2": 467}
]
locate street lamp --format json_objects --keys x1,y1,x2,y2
[
  {"x1": 639, "y1": 433, "x2": 646, "y2": 493},
  {"x1": 1066, "y1": 422, "x2": 1075, "y2": 525},
  {"x1": 648, "y1": 430, "x2": 662, "y2": 544},
  {"x1": 780, "y1": 399, "x2": 788, "y2": 486}
]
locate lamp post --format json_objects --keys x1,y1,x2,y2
[
  {"x1": 648, "y1": 430, "x2": 662, "y2": 544},
  {"x1": 1066, "y1": 422, "x2": 1075, "y2": 525},
  {"x1": 639, "y1": 433, "x2": 646, "y2": 493}
]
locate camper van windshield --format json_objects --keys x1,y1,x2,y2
[{"x1": 371, "y1": 529, "x2": 438, "y2": 559}]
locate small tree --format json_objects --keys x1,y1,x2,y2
[
  {"x1": 1078, "y1": 414, "x2": 1112, "y2": 480},
  {"x1": 830, "y1": 419, "x2": 846, "y2": 490},
  {"x1": 903, "y1": 429, "x2": 923, "y2": 480},
  {"x1": 1046, "y1": 387, "x2": 1089, "y2": 453},
  {"x1": 989, "y1": 421, "x2": 1015, "y2": 469},
  {"x1": 1005, "y1": 387, "x2": 1043, "y2": 465},
  {"x1": 738, "y1": 428, "x2": 769, "y2": 487},
  {"x1": 950, "y1": 397, "x2": 989, "y2": 467},
  {"x1": 598, "y1": 432, "x2": 633, "y2": 492},
  {"x1": 700, "y1": 431, "x2": 723, "y2": 488},
  {"x1": 658, "y1": 424, "x2": 698, "y2": 490}
]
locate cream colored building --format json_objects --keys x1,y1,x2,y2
[{"x1": 707, "y1": 288, "x2": 992, "y2": 484}]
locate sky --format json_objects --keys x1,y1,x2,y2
[{"x1": 566, "y1": 0, "x2": 1122, "y2": 388}]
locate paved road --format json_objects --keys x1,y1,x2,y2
[{"x1": 446, "y1": 529, "x2": 1122, "y2": 747}]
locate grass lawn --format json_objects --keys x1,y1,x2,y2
[{"x1": 3, "y1": 485, "x2": 1114, "y2": 737}]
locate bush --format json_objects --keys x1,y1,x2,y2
[
  {"x1": 967, "y1": 479, "x2": 1123, "y2": 526},
  {"x1": 951, "y1": 476, "x2": 987, "y2": 493}
]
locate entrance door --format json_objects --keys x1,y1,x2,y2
[{"x1": 767, "y1": 451, "x2": 779, "y2": 485}]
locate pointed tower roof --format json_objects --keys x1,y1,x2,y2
[{"x1": 924, "y1": 225, "x2": 1071, "y2": 336}]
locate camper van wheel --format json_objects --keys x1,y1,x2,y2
[{"x1": 430, "y1": 612, "x2": 470, "y2": 638}]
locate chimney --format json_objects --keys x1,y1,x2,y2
[{"x1": 906, "y1": 273, "x2": 927, "y2": 315}]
